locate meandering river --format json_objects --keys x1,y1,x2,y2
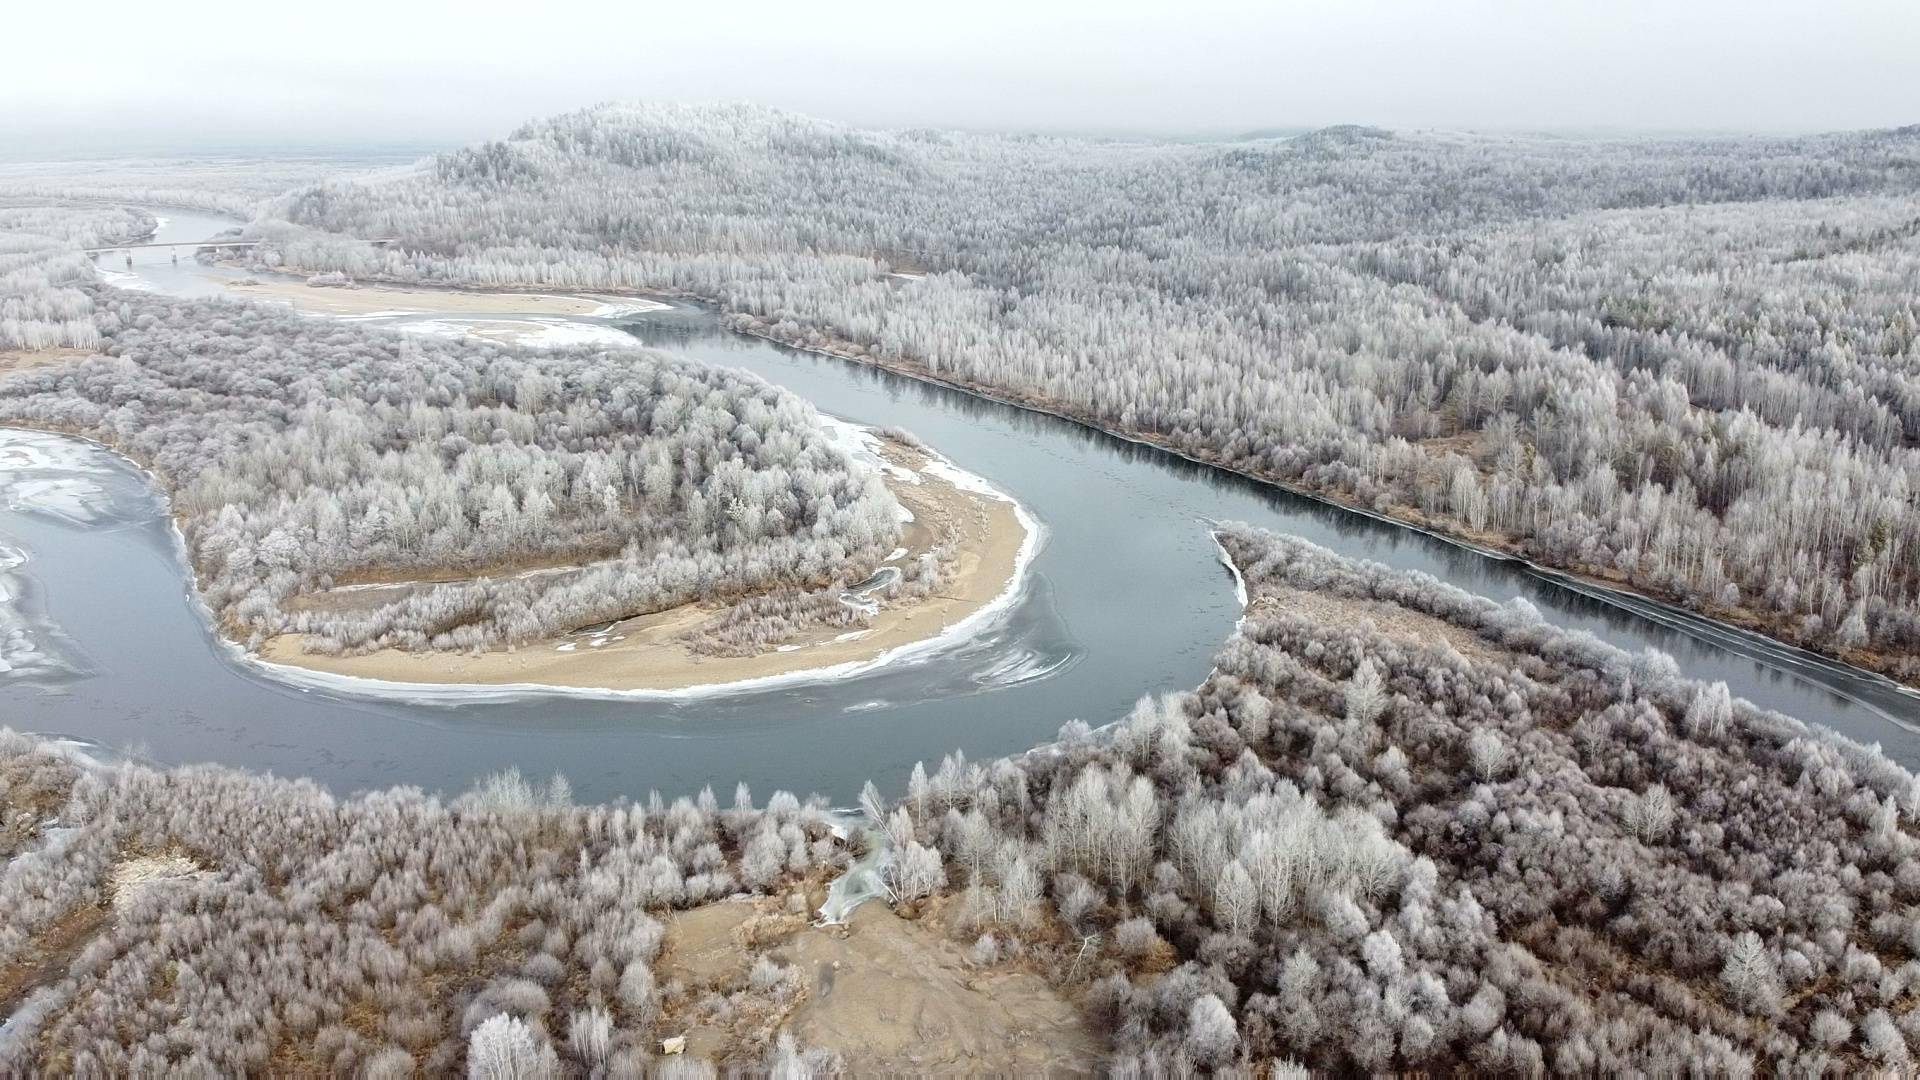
[{"x1": 3, "y1": 208, "x2": 1916, "y2": 802}]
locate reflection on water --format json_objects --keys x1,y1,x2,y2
[{"x1": 1, "y1": 207, "x2": 1914, "y2": 806}]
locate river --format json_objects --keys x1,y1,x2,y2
[{"x1": 3, "y1": 207, "x2": 1916, "y2": 803}]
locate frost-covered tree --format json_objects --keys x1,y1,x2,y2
[
  {"x1": 1186, "y1": 994, "x2": 1238, "y2": 1067},
  {"x1": 467, "y1": 1015, "x2": 558, "y2": 1080},
  {"x1": 1719, "y1": 931, "x2": 1784, "y2": 1018},
  {"x1": 1345, "y1": 658, "x2": 1388, "y2": 724}
]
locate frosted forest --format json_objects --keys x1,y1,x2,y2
[
  {"x1": 0, "y1": 203, "x2": 154, "y2": 352},
  {"x1": 0, "y1": 202, "x2": 902, "y2": 654},
  {"x1": 249, "y1": 104, "x2": 1920, "y2": 680},
  {"x1": 4, "y1": 101, "x2": 1920, "y2": 1074},
  {"x1": 8, "y1": 528, "x2": 1920, "y2": 1073}
]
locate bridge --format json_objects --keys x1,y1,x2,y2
[{"x1": 84, "y1": 238, "x2": 264, "y2": 253}]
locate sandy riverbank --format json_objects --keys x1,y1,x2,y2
[
  {"x1": 255, "y1": 431, "x2": 1031, "y2": 693},
  {"x1": 220, "y1": 275, "x2": 661, "y2": 319}
]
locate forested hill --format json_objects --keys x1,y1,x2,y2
[
  {"x1": 255, "y1": 104, "x2": 1920, "y2": 683},
  {"x1": 276, "y1": 103, "x2": 1920, "y2": 253}
]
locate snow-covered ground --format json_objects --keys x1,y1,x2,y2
[
  {"x1": 396, "y1": 316, "x2": 641, "y2": 349},
  {"x1": 585, "y1": 296, "x2": 673, "y2": 318}
]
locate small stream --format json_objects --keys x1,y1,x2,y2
[{"x1": 1, "y1": 207, "x2": 1916, "y2": 807}]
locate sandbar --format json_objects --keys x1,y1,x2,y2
[{"x1": 221, "y1": 275, "x2": 628, "y2": 318}]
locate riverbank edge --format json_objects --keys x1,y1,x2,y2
[
  {"x1": 722, "y1": 319, "x2": 1920, "y2": 698},
  {"x1": 83, "y1": 217, "x2": 1920, "y2": 696}
]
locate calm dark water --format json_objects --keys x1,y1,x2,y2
[{"x1": 3, "y1": 208, "x2": 1915, "y2": 804}]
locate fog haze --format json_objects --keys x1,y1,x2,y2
[{"x1": 7, "y1": 0, "x2": 1919, "y2": 150}]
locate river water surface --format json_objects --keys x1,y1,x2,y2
[{"x1": 4, "y1": 208, "x2": 1917, "y2": 803}]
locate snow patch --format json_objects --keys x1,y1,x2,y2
[
  {"x1": 817, "y1": 820, "x2": 892, "y2": 925},
  {"x1": 814, "y1": 415, "x2": 923, "y2": 484},
  {"x1": 1213, "y1": 530, "x2": 1250, "y2": 609},
  {"x1": 396, "y1": 317, "x2": 637, "y2": 349},
  {"x1": 108, "y1": 854, "x2": 212, "y2": 909},
  {"x1": 586, "y1": 296, "x2": 674, "y2": 318},
  {"x1": 518, "y1": 318, "x2": 642, "y2": 349},
  {"x1": 93, "y1": 267, "x2": 156, "y2": 292}
]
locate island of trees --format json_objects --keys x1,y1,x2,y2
[{"x1": 0, "y1": 204, "x2": 904, "y2": 657}]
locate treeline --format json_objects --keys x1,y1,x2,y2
[
  {"x1": 9, "y1": 524, "x2": 1920, "y2": 1072},
  {"x1": 0, "y1": 155, "x2": 405, "y2": 219},
  {"x1": 0, "y1": 285, "x2": 901, "y2": 654},
  {"x1": 251, "y1": 103, "x2": 1920, "y2": 679}
]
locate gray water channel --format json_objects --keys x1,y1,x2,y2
[{"x1": 3, "y1": 208, "x2": 1917, "y2": 804}]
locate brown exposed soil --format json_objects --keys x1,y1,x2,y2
[
  {"x1": 0, "y1": 905, "x2": 107, "y2": 1021},
  {"x1": 1253, "y1": 584, "x2": 1514, "y2": 667},
  {"x1": 0, "y1": 347, "x2": 90, "y2": 374},
  {"x1": 658, "y1": 896, "x2": 1102, "y2": 1074}
]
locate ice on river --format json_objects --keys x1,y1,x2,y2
[
  {"x1": 4, "y1": 478, "x2": 108, "y2": 526},
  {"x1": 0, "y1": 541, "x2": 79, "y2": 684},
  {"x1": 0, "y1": 433, "x2": 117, "y2": 684},
  {"x1": 0, "y1": 431, "x2": 114, "y2": 525},
  {"x1": 586, "y1": 296, "x2": 673, "y2": 318},
  {"x1": 93, "y1": 267, "x2": 157, "y2": 292}
]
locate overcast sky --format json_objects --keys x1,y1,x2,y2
[{"x1": 8, "y1": 0, "x2": 1918, "y2": 152}]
